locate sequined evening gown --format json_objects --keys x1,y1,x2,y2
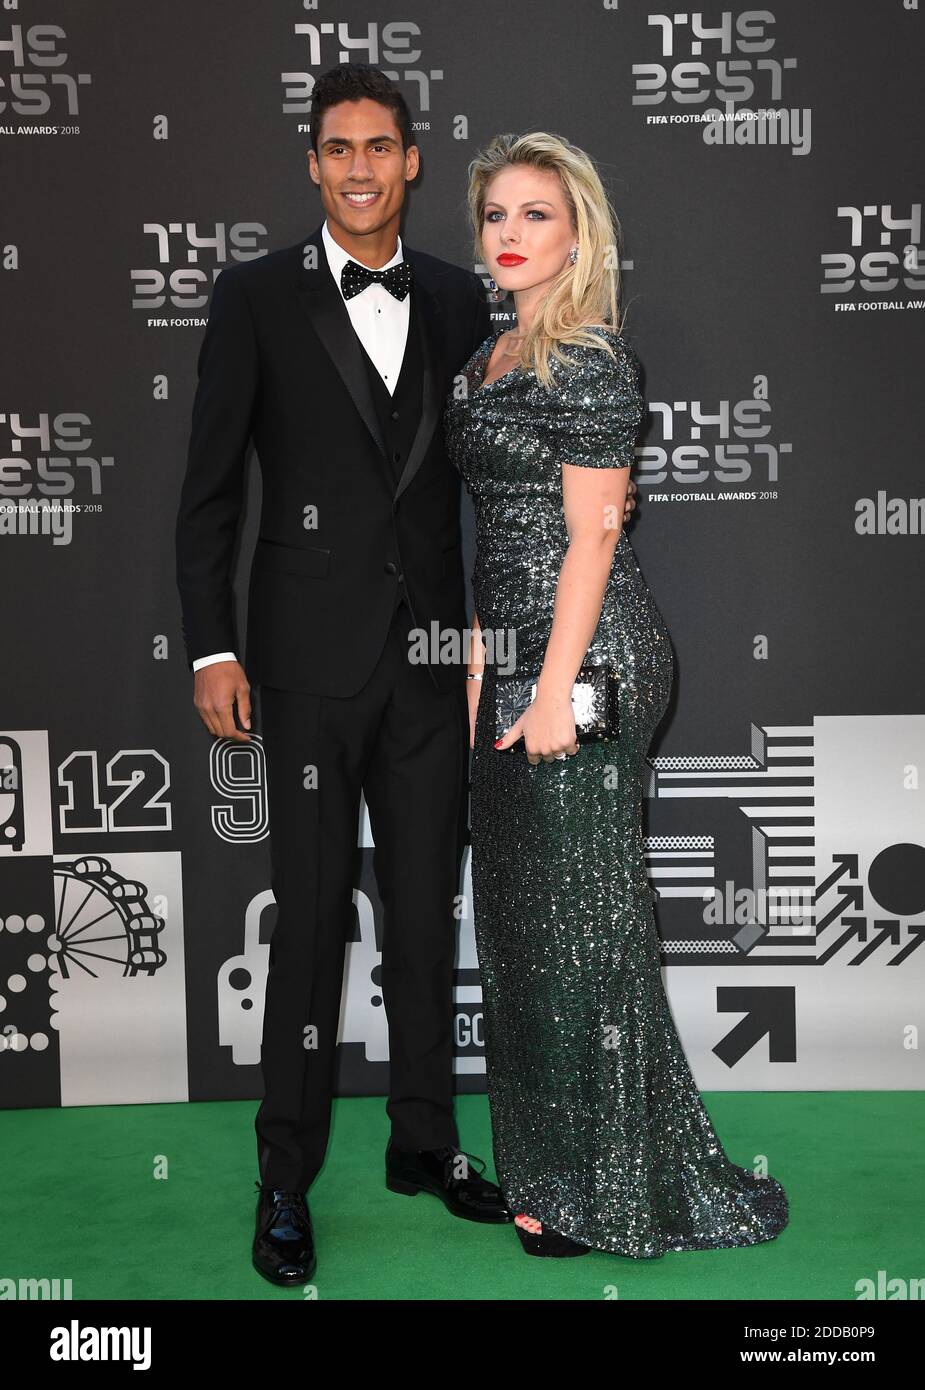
[{"x1": 443, "y1": 326, "x2": 788, "y2": 1257}]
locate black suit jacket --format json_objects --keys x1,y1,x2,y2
[{"x1": 175, "y1": 221, "x2": 492, "y2": 697}]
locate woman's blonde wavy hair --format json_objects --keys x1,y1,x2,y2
[{"x1": 466, "y1": 131, "x2": 628, "y2": 390}]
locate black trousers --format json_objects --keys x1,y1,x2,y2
[{"x1": 254, "y1": 596, "x2": 469, "y2": 1192}]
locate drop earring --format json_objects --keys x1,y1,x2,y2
[{"x1": 568, "y1": 245, "x2": 579, "y2": 265}]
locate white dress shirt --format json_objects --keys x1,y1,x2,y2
[{"x1": 192, "y1": 219, "x2": 409, "y2": 673}]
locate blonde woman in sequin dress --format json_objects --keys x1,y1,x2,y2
[{"x1": 443, "y1": 132, "x2": 788, "y2": 1258}]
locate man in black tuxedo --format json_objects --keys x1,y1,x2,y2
[{"x1": 176, "y1": 65, "x2": 636, "y2": 1285}]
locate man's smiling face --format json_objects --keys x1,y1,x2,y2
[{"x1": 308, "y1": 97, "x2": 419, "y2": 254}]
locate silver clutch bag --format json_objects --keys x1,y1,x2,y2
[{"x1": 494, "y1": 663, "x2": 620, "y2": 750}]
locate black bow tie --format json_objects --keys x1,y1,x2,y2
[{"x1": 340, "y1": 258, "x2": 412, "y2": 301}]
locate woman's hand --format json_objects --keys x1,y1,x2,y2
[
  {"x1": 494, "y1": 690, "x2": 579, "y2": 765},
  {"x1": 624, "y1": 476, "x2": 638, "y2": 522}
]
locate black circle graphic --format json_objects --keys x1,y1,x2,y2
[{"x1": 867, "y1": 843, "x2": 925, "y2": 918}]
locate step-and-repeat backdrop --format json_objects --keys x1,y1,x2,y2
[{"x1": 2, "y1": 1, "x2": 922, "y2": 1109}]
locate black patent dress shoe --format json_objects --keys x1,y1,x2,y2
[
  {"x1": 385, "y1": 1140, "x2": 513, "y2": 1223},
  {"x1": 252, "y1": 1181, "x2": 316, "y2": 1285}
]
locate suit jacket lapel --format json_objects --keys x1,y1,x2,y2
[
  {"x1": 294, "y1": 225, "x2": 444, "y2": 502},
  {"x1": 395, "y1": 252, "x2": 443, "y2": 504},
  {"x1": 295, "y1": 226, "x2": 388, "y2": 463}
]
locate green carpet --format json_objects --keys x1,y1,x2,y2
[{"x1": 2, "y1": 1092, "x2": 919, "y2": 1300}]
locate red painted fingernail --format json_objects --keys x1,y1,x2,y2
[{"x1": 493, "y1": 739, "x2": 503, "y2": 748}]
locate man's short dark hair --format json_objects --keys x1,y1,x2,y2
[{"x1": 309, "y1": 64, "x2": 414, "y2": 156}]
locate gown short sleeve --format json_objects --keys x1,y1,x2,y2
[{"x1": 547, "y1": 332, "x2": 645, "y2": 470}]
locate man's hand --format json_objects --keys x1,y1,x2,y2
[
  {"x1": 193, "y1": 660, "x2": 252, "y2": 741},
  {"x1": 624, "y1": 475, "x2": 638, "y2": 523}
]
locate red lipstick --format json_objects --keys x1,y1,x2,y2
[{"x1": 497, "y1": 253, "x2": 527, "y2": 266}]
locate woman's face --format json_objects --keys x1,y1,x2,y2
[{"x1": 481, "y1": 164, "x2": 575, "y2": 296}]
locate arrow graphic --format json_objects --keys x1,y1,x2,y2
[{"x1": 713, "y1": 986, "x2": 796, "y2": 1068}]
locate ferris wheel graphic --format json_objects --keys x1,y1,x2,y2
[{"x1": 52, "y1": 856, "x2": 167, "y2": 979}]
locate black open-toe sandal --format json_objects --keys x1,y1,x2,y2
[{"x1": 514, "y1": 1217, "x2": 591, "y2": 1258}]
